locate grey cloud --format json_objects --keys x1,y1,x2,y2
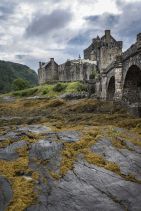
[
  {"x1": 25, "y1": 9, "x2": 72, "y2": 37},
  {"x1": 0, "y1": 2, "x2": 16, "y2": 20},
  {"x1": 68, "y1": 29, "x2": 96, "y2": 46},
  {"x1": 116, "y1": 1, "x2": 141, "y2": 40},
  {"x1": 85, "y1": 13, "x2": 119, "y2": 28},
  {"x1": 16, "y1": 55, "x2": 27, "y2": 60}
]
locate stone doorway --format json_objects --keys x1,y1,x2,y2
[{"x1": 107, "y1": 76, "x2": 115, "y2": 100}]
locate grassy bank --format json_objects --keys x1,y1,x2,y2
[{"x1": 4, "y1": 82, "x2": 87, "y2": 98}]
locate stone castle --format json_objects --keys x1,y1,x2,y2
[
  {"x1": 38, "y1": 30, "x2": 141, "y2": 116},
  {"x1": 38, "y1": 30, "x2": 122, "y2": 83}
]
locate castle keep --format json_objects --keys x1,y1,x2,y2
[
  {"x1": 84, "y1": 30, "x2": 122, "y2": 71},
  {"x1": 38, "y1": 30, "x2": 141, "y2": 116}
]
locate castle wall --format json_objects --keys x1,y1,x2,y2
[{"x1": 58, "y1": 60, "x2": 97, "y2": 82}]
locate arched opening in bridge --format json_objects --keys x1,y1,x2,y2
[
  {"x1": 122, "y1": 65, "x2": 141, "y2": 116},
  {"x1": 107, "y1": 76, "x2": 115, "y2": 100}
]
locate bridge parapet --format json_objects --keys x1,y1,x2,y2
[
  {"x1": 122, "y1": 44, "x2": 138, "y2": 61},
  {"x1": 122, "y1": 33, "x2": 141, "y2": 61}
]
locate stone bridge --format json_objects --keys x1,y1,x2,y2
[{"x1": 97, "y1": 33, "x2": 141, "y2": 116}]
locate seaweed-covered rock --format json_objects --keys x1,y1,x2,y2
[
  {"x1": 1, "y1": 123, "x2": 141, "y2": 211},
  {"x1": 0, "y1": 140, "x2": 27, "y2": 160},
  {"x1": 18, "y1": 124, "x2": 51, "y2": 134},
  {"x1": 58, "y1": 131, "x2": 80, "y2": 142}
]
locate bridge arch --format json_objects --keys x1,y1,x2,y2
[
  {"x1": 107, "y1": 76, "x2": 115, "y2": 100},
  {"x1": 122, "y1": 65, "x2": 141, "y2": 104}
]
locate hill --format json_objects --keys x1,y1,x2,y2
[{"x1": 0, "y1": 60, "x2": 38, "y2": 93}]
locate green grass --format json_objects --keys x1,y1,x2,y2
[
  {"x1": 6, "y1": 82, "x2": 86, "y2": 98},
  {"x1": 12, "y1": 87, "x2": 38, "y2": 97},
  {"x1": 66, "y1": 81, "x2": 86, "y2": 93},
  {"x1": 39, "y1": 81, "x2": 87, "y2": 96}
]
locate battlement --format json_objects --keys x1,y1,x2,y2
[{"x1": 137, "y1": 33, "x2": 141, "y2": 42}]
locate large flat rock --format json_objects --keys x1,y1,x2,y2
[
  {"x1": 27, "y1": 159, "x2": 141, "y2": 211},
  {"x1": 91, "y1": 138, "x2": 141, "y2": 180},
  {"x1": 30, "y1": 140, "x2": 63, "y2": 160}
]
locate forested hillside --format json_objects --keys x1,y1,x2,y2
[{"x1": 0, "y1": 60, "x2": 38, "y2": 93}]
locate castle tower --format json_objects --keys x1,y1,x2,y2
[
  {"x1": 83, "y1": 30, "x2": 123, "y2": 72},
  {"x1": 98, "y1": 30, "x2": 122, "y2": 72},
  {"x1": 38, "y1": 58, "x2": 59, "y2": 84}
]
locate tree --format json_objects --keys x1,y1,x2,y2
[{"x1": 12, "y1": 78, "x2": 30, "y2": 91}]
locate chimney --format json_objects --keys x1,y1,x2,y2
[
  {"x1": 39, "y1": 61, "x2": 42, "y2": 68},
  {"x1": 50, "y1": 58, "x2": 54, "y2": 62},
  {"x1": 105, "y1": 30, "x2": 111, "y2": 41}
]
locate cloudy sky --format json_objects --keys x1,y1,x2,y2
[{"x1": 0, "y1": 0, "x2": 141, "y2": 70}]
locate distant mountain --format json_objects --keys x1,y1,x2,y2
[{"x1": 0, "y1": 60, "x2": 38, "y2": 93}]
